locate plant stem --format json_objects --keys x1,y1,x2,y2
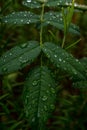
[
  {"x1": 62, "y1": 35, "x2": 66, "y2": 48},
  {"x1": 40, "y1": 3, "x2": 45, "y2": 46}
]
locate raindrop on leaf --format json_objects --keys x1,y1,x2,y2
[
  {"x1": 42, "y1": 96, "x2": 48, "y2": 101},
  {"x1": 32, "y1": 80, "x2": 38, "y2": 86},
  {"x1": 2, "y1": 67, "x2": 8, "y2": 72}
]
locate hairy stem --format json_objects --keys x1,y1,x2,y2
[
  {"x1": 62, "y1": 35, "x2": 66, "y2": 48},
  {"x1": 40, "y1": 3, "x2": 45, "y2": 46}
]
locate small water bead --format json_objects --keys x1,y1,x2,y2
[
  {"x1": 21, "y1": 19, "x2": 24, "y2": 22},
  {"x1": 19, "y1": 57, "x2": 29, "y2": 64},
  {"x1": 32, "y1": 117, "x2": 35, "y2": 122},
  {"x1": 44, "y1": 105, "x2": 47, "y2": 111},
  {"x1": 27, "y1": 0, "x2": 31, "y2": 2},
  {"x1": 48, "y1": 84, "x2": 51, "y2": 87},
  {"x1": 4, "y1": 20, "x2": 8, "y2": 23},
  {"x1": 54, "y1": 55, "x2": 57, "y2": 58},
  {"x1": 9, "y1": 53, "x2": 12, "y2": 56},
  {"x1": 63, "y1": 60, "x2": 65, "y2": 63},
  {"x1": 51, "y1": 88, "x2": 55, "y2": 94},
  {"x1": 42, "y1": 95, "x2": 48, "y2": 101},
  {"x1": 3, "y1": 59, "x2": 6, "y2": 62},
  {"x1": 20, "y1": 43, "x2": 28, "y2": 48},
  {"x1": 50, "y1": 104, "x2": 55, "y2": 110},
  {"x1": 2, "y1": 67, "x2": 8, "y2": 72},
  {"x1": 32, "y1": 80, "x2": 38, "y2": 86},
  {"x1": 59, "y1": 58, "x2": 62, "y2": 62}
]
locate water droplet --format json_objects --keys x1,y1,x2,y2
[
  {"x1": 19, "y1": 57, "x2": 29, "y2": 64},
  {"x1": 46, "y1": 90, "x2": 49, "y2": 94},
  {"x1": 32, "y1": 117, "x2": 35, "y2": 122},
  {"x1": 59, "y1": 58, "x2": 62, "y2": 62},
  {"x1": 42, "y1": 95, "x2": 48, "y2": 101},
  {"x1": 21, "y1": 19, "x2": 24, "y2": 22},
  {"x1": 44, "y1": 105, "x2": 47, "y2": 111},
  {"x1": 54, "y1": 55, "x2": 57, "y2": 58},
  {"x1": 27, "y1": 0, "x2": 31, "y2": 2},
  {"x1": 3, "y1": 59, "x2": 6, "y2": 62},
  {"x1": 32, "y1": 81, "x2": 38, "y2": 86},
  {"x1": 2, "y1": 67, "x2": 8, "y2": 72},
  {"x1": 50, "y1": 104, "x2": 55, "y2": 110},
  {"x1": 20, "y1": 43, "x2": 28, "y2": 48},
  {"x1": 48, "y1": 84, "x2": 51, "y2": 87},
  {"x1": 51, "y1": 88, "x2": 55, "y2": 94},
  {"x1": 9, "y1": 53, "x2": 12, "y2": 56}
]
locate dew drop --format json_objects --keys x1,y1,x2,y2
[
  {"x1": 32, "y1": 80, "x2": 38, "y2": 86},
  {"x1": 3, "y1": 59, "x2": 6, "y2": 62},
  {"x1": 44, "y1": 105, "x2": 47, "y2": 111},
  {"x1": 19, "y1": 57, "x2": 29, "y2": 64},
  {"x1": 2, "y1": 67, "x2": 8, "y2": 72},
  {"x1": 42, "y1": 95, "x2": 48, "y2": 101},
  {"x1": 51, "y1": 88, "x2": 55, "y2": 94},
  {"x1": 32, "y1": 117, "x2": 35, "y2": 122},
  {"x1": 27, "y1": 0, "x2": 31, "y2": 2},
  {"x1": 54, "y1": 54, "x2": 57, "y2": 58},
  {"x1": 59, "y1": 58, "x2": 62, "y2": 62},
  {"x1": 20, "y1": 43, "x2": 28, "y2": 48},
  {"x1": 9, "y1": 53, "x2": 12, "y2": 56},
  {"x1": 50, "y1": 104, "x2": 55, "y2": 110},
  {"x1": 21, "y1": 19, "x2": 24, "y2": 22}
]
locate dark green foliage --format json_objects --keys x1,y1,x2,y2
[
  {"x1": 42, "y1": 42, "x2": 86, "y2": 81},
  {"x1": 0, "y1": 0, "x2": 87, "y2": 130},
  {"x1": 23, "y1": 66, "x2": 56, "y2": 129},
  {"x1": 44, "y1": 11, "x2": 80, "y2": 35},
  {"x1": 73, "y1": 81, "x2": 87, "y2": 88},
  {"x1": 0, "y1": 41, "x2": 41, "y2": 74},
  {"x1": 22, "y1": 0, "x2": 72, "y2": 8},
  {"x1": 2, "y1": 11, "x2": 40, "y2": 25}
]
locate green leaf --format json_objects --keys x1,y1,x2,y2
[
  {"x1": 0, "y1": 41, "x2": 41, "y2": 74},
  {"x1": 2, "y1": 11, "x2": 40, "y2": 25},
  {"x1": 22, "y1": 0, "x2": 72, "y2": 8},
  {"x1": 73, "y1": 81, "x2": 87, "y2": 88},
  {"x1": 44, "y1": 11, "x2": 80, "y2": 35},
  {"x1": 42, "y1": 42, "x2": 86, "y2": 81},
  {"x1": 46, "y1": 0, "x2": 72, "y2": 7},
  {"x1": 80, "y1": 57, "x2": 87, "y2": 71},
  {"x1": 23, "y1": 66, "x2": 56, "y2": 129},
  {"x1": 22, "y1": 0, "x2": 41, "y2": 8}
]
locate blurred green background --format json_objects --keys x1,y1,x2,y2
[{"x1": 0, "y1": 0, "x2": 87, "y2": 130}]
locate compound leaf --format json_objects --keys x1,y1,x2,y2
[
  {"x1": 46, "y1": 0, "x2": 72, "y2": 7},
  {"x1": 22, "y1": 0, "x2": 72, "y2": 8},
  {"x1": 2, "y1": 11, "x2": 40, "y2": 25},
  {"x1": 22, "y1": 0, "x2": 41, "y2": 8},
  {"x1": 44, "y1": 11, "x2": 80, "y2": 35},
  {"x1": 80, "y1": 57, "x2": 87, "y2": 71},
  {"x1": 0, "y1": 41, "x2": 41, "y2": 74},
  {"x1": 73, "y1": 81, "x2": 87, "y2": 88},
  {"x1": 23, "y1": 66, "x2": 56, "y2": 129},
  {"x1": 42, "y1": 42, "x2": 86, "y2": 81}
]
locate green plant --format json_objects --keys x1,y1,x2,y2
[{"x1": 0, "y1": 0, "x2": 87, "y2": 129}]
